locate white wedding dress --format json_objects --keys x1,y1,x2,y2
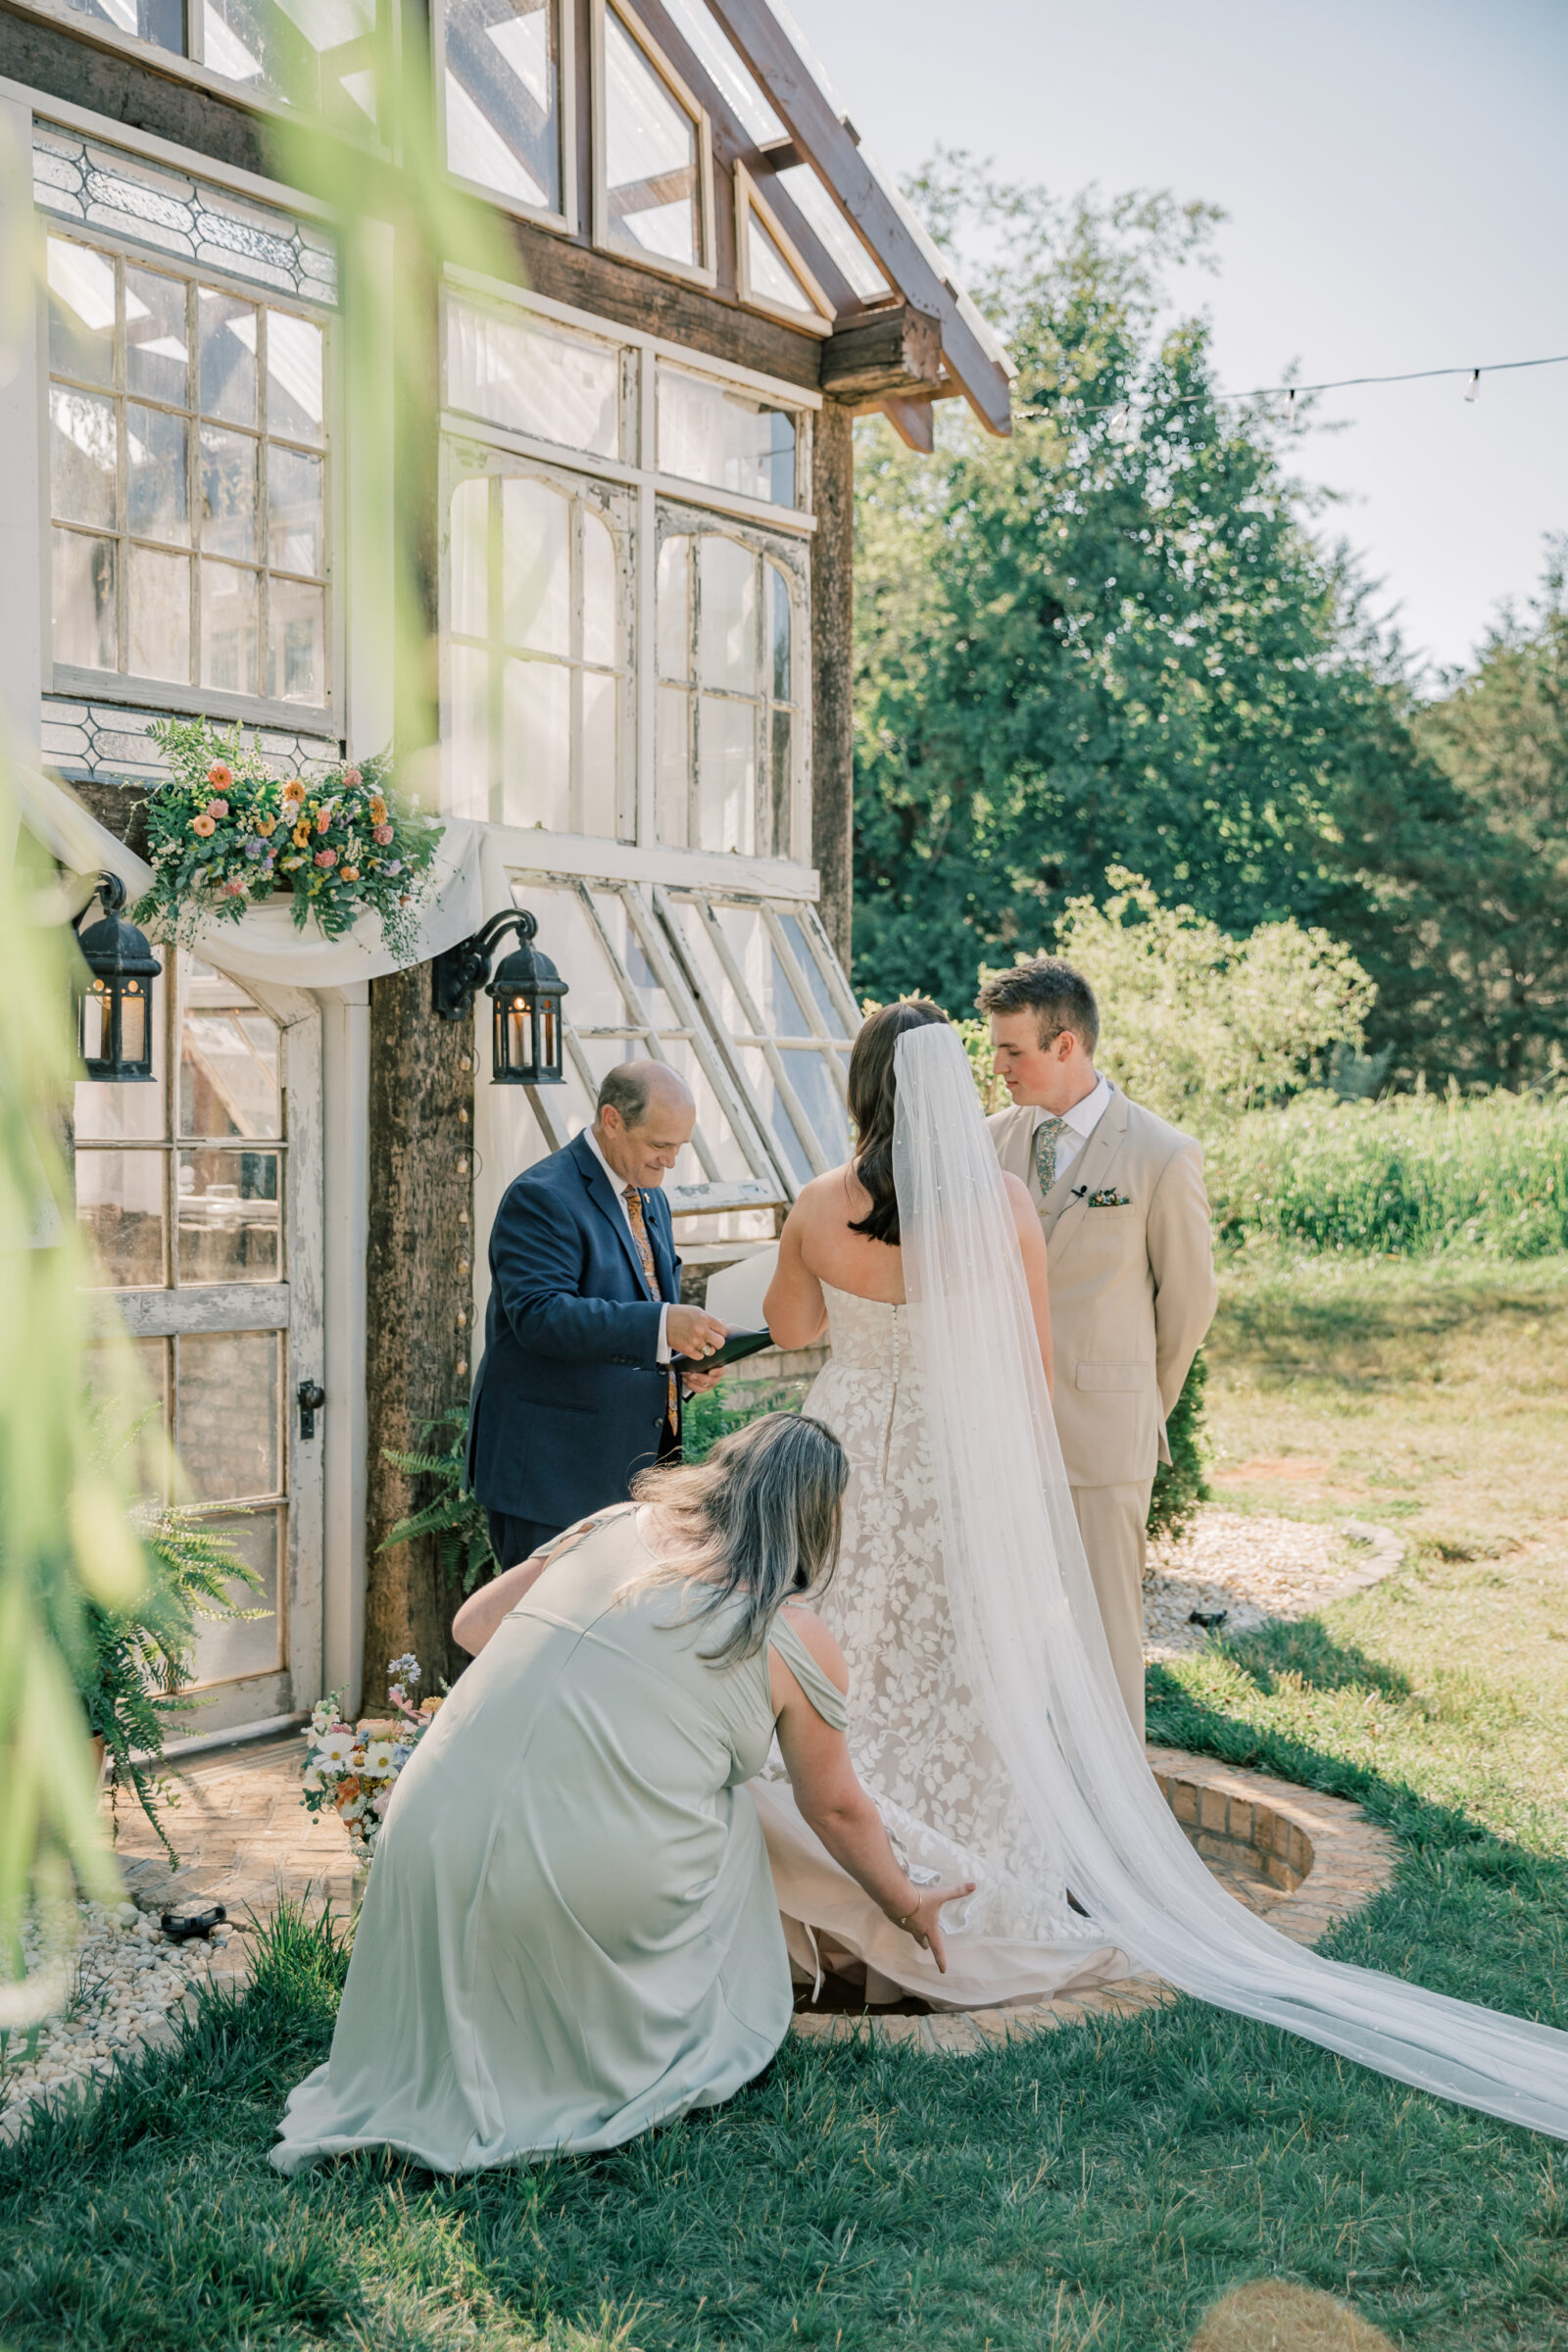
[{"x1": 758, "y1": 1025, "x2": 1568, "y2": 2138}]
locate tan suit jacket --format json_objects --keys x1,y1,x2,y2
[{"x1": 988, "y1": 1089, "x2": 1218, "y2": 1489}]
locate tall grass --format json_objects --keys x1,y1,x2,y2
[{"x1": 1206, "y1": 1091, "x2": 1568, "y2": 1257}]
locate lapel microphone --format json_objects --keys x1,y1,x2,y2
[{"x1": 1069, "y1": 1185, "x2": 1089, "y2": 1200}]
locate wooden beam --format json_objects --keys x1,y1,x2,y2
[
  {"x1": 810, "y1": 400, "x2": 854, "y2": 970},
  {"x1": 697, "y1": 0, "x2": 1012, "y2": 434},
  {"x1": 818, "y1": 304, "x2": 941, "y2": 402},
  {"x1": 0, "y1": 3, "x2": 268, "y2": 172},
  {"x1": 880, "y1": 393, "x2": 934, "y2": 455}
]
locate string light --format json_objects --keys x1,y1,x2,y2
[{"x1": 1017, "y1": 348, "x2": 1568, "y2": 422}]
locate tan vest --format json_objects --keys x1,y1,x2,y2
[{"x1": 988, "y1": 1089, "x2": 1218, "y2": 1489}]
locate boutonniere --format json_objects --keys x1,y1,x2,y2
[{"x1": 1087, "y1": 1188, "x2": 1133, "y2": 1208}]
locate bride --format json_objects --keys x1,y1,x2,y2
[{"x1": 759, "y1": 999, "x2": 1568, "y2": 2137}]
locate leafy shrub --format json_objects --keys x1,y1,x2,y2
[
  {"x1": 1206, "y1": 1090, "x2": 1568, "y2": 1257},
  {"x1": 1147, "y1": 1349, "x2": 1209, "y2": 1543},
  {"x1": 379, "y1": 1409, "x2": 497, "y2": 1594}
]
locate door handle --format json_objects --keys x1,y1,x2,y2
[{"x1": 297, "y1": 1380, "x2": 326, "y2": 1441}]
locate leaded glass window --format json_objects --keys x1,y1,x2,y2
[
  {"x1": 655, "y1": 524, "x2": 802, "y2": 857},
  {"x1": 46, "y1": 232, "x2": 330, "y2": 713}
]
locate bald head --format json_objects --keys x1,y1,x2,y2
[{"x1": 593, "y1": 1060, "x2": 695, "y2": 1191}]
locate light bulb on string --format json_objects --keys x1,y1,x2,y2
[{"x1": 1464, "y1": 369, "x2": 1481, "y2": 404}]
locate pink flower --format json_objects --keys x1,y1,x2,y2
[
  {"x1": 317, "y1": 807, "x2": 334, "y2": 834},
  {"x1": 372, "y1": 823, "x2": 394, "y2": 847},
  {"x1": 206, "y1": 798, "x2": 229, "y2": 819},
  {"x1": 223, "y1": 876, "x2": 247, "y2": 897},
  {"x1": 315, "y1": 847, "x2": 338, "y2": 868},
  {"x1": 207, "y1": 761, "x2": 233, "y2": 788},
  {"x1": 342, "y1": 766, "x2": 363, "y2": 787},
  {"x1": 191, "y1": 813, "x2": 217, "y2": 837}
]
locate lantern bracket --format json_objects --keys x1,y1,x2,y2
[{"x1": 431, "y1": 907, "x2": 539, "y2": 1022}]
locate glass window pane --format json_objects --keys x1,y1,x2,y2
[
  {"x1": 769, "y1": 706, "x2": 791, "y2": 858},
  {"x1": 502, "y1": 474, "x2": 569, "y2": 654},
  {"x1": 198, "y1": 288, "x2": 258, "y2": 425},
  {"x1": 180, "y1": 1002, "x2": 280, "y2": 1138},
  {"x1": 588, "y1": 890, "x2": 678, "y2": 1028},
  {"x1": 698, "y1": 535, "x2": 757, "y2": 693},
  {"x1": 127, "y1": 405, "x2": 189, "y2": 545},
  {"x1": 75, "y1": 1147, "x2": 167, "y2": 1287},
  {"x1": 450, "y1": 475, "x2": 491, "y2": 639},
  {"x1": 125, "y1": 267, "x2": 189, "y2": 405},
  {"x1": 443, "y1": 0, "x2": 563, "y2": 214},
  {"x1": 448, "y1": 641, "x2": 491, "y2": 818},
  {"x1": 502, "y1": 656, "x2": 569, "y2": 829},
  {"x1": 53, "y1": 529, "x2": 117, "y2": 670},
  {"x1": 176, "y1": 1147, "x2": 281, "y2": 1283},
  {"x1": 529, "y1": 884, "x2": 627, "y2": 1031},
  {"x1": 270, "y1": 576, "x2": 326, "y2": 704},
  {"x1": 747, "y1": 206, "x2": 818, "y2": 319},
  {"x1": 83, "y1": 1333, "x2": 170, "y2": 1504},
  {"x1": 265, "y1": 310, "x2": 324, "y2": 443},
  {"x1": 698, "y1": 697, "x2": 756, "y2": 855},
  {"x1": 175, "y1": 1331, "x2": 279, "y2": 1500},
  {"x1": 186, "y1": 1508, "x2": 281, "y2": 1686},
  {"x1": 658, "y1": 1037, "x2": 756, "y2": 1183},
  {"x1": 767, "y1": 562, "x2": 791, "y2": 701},
  {"x1": 657, "y1": 532, "x2": 692, "y2": 678},
  {"x1": 782, "y1": 1046, "x2": 850, "y2": 1161},
  {"x1": 773, "y1": 161, "x2": 890, "y2": 301},
  {"x1": 665, "y1": 898, "x2": 745, "y2": 1031},
  {"x1": 582, "y1": 509, "x2": 617, "y2": 668},
  {"x1": 740, "y1": 1047, "x2": 813, "y2": 1184},
  {"x1": 200, "y1": 425, "x2": 258, "y2": 561},
  {"x1": 127, "y1": 544, "x2": 192, "y2": 683},
  {"x1": 50, "y1": 387, "x2": 118, "y2": 528},
  {"x1": 658, "y1": 367, "x2": 796, "y2": 505},
  {"x1": 445, "y1": 295, "x2": 618, "y2": 457},
  {"x1": 200, "y1": 561, "x2": 260, "y2": 695},
  {"x1": 47, "y1": 239, "x2": 116, "y2": 385},
  {"x1": 581, "y1": 667, "x2": 617, "y2": 840},
  {"x1": 268, "y1": 444, "x2": 323, "y2": 574},
  {"x1": 604, "y1": 8, "x2": 701, "y2": 269},
  {"x1": 779, "y1": 911, "x2": 850, "y2": 1037},
  {"x1": 714, "y1": 902, "x2": 806, "y2": 1031},
  {"x1": 656, "y1": 684, "x2": 690, "y2": 847}
]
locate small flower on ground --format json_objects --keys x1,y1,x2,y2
[
  {"x1": 341, "y1": 865, "x2": 360, "y2": 882},
  {"x1": 315, "y1": 847, "x2": 338, "y2": 867},
  {"x1": 372, "y1": 823, "x2": 394, "y2": 846},
  {"x1": 281, "y1": 778, "x2": 306, "y2": 806},
  {"x1": 206, "y1": 761, "x2": 233, "y2": 788},
  {"x1": 206, "y1": 798, "x2": 229, "y2": 819},
  {"x1": 191, "y1": 813, "x2": 217, "y2": 837}
]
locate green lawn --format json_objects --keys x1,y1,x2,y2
[{"x1": 4, "y1": 1256, "x2": 1568, "y2": 2352}]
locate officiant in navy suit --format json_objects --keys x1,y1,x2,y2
[{"x1": 468, "y1": 1062, "x2": 730, "y2": 1571}]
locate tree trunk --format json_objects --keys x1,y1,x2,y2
[
  {"x1": 811, "y1": 400, "x2": 856, "y2": 973},
  {"x1": 361, "y1": 960, "x2": 475, "y2": 1695}
]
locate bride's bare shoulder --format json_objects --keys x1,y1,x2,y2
[{"x1": 789, "y1": 1165, "x2": 858, "y2": 1223}]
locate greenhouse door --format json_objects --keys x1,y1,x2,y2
[{"x1": 76, "y1": 948, "x2": 324, "y2": 1742}]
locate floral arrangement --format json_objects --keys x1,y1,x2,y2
[
  {"x1": 299, "y1": 1654, "x2": 442, "y2": 1865},
  {"x1": 134, "y1": 716, "x2": 442, "y2": 960}
]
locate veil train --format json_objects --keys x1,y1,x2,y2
[{"x1": 893, "y1": 1022, "x2": 1568, "y2": 2140}]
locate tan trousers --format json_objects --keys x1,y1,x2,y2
[{"x1": 1069, "y1": 1481, "x2": 1153, "y2": 1741}]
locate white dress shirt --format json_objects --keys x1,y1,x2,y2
[
  {"x1": 1032, "y1": 1072, "x2": 1112, "y2": 1186},
  {"x1": 584, "y1": 1125, "x2": 672, "y2": 1364}
]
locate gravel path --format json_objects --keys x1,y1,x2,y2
[{"x1": 1145, "y1": 1507, "x2": 1403, "y2": 1659}]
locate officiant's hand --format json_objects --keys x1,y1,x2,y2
[
  {"x1": 894, "y1": 1879, "x2": 976, "y2": 1976},
  {"x1": 668, "y1": 1304, "x2": 727, "y2": 1360}
]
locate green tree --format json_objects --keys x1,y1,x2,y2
[{"x1": 851, "y1": 155, "x2": 1430, "y2": 1032}]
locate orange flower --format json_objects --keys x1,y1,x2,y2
[
  {"x1": 368, "y1": 797, "x2": 388, "y2": 824},
  {"x1": 281, "y1": 778, "x2": 306, "y2": 806},
  {"x1": 334, "y1": 1776, "x2": 362, "y2": 1809},
  {"x1": 206, "y1": 761, "x2": 233, "y2": 789},
  {"x1": 255, "y1": 814, "x2": 277, "y2": 837},
  {"x1": 191, "y1": 813, "x2": 217, "y2": 837},
  {"x1": 341, "y1": 865, "x2": 360, "y2": 881},
  {"x1": 317, "y1": 806, "x2": 334, "y2": 834}
]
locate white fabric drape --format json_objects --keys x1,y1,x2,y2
[
  {"x1": 893, "y1": 1022, "x2": 1568, "y2": 2141},
  {"x1": 11, "y1": 760, "x2": 509, "y2": 988}
]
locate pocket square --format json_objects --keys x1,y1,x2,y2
[{"x1": 1087, "y1": 1188, "x2": 1133, "y2": 1208}]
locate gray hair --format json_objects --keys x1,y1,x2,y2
[
  {"x1": 976, "y1": 956, "x2": 1101, "y2": 1054},
  {"x1": 628, "y1": 1412, "x2": 847, "y2": 1665}
]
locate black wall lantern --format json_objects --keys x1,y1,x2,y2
[
  {"x1": 74, "y1": 873, "x2": 162, "y2": 1084},
  {"x1": 432, "y1": 907, "x2": 568, "y2": 1087}
]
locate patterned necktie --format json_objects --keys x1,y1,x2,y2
[
  {"x1": 624, "y1": 1186, "x2": 679, "y2": 1432},
  {"x1": 1033, "y1": 1114, "x2": 1071, "y2": 1198}
]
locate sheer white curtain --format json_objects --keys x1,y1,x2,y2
[{"x1": 894, "y1": 1022, "x2": 1568, "y2": 2140}]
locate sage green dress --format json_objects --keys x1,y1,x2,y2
[{"x1": 271, "y1": 1506, "x2": 846, "y2": 2175}]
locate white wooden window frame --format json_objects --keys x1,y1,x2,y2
[
  {"x1": 590, "y1": 0, "x2": 717, "y2": 294},
  {"x1": 8, "y1": 0, "x2": 385, "y2": 127},
  {"x1": 434, "y1": 0, "x2": 579, "y2": 237},
  {"x1": 732, "y1": 161, "x2": 834, "y2": 338}
]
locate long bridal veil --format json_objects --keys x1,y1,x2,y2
[{"x1": 893, "y1": 1022, "x2": 1568, "y2": 2139}]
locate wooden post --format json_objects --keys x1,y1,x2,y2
[{"x1": 811, "y1": 399, "x2": 855, "y2": 972}]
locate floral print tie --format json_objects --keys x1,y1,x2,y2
[
  {"x1": 1033, "y1": 1114, "x2": 1071, "y2": 1197},
  {"x1": 624, "y1": 1186, "x2": 679, "y2": 1432}
]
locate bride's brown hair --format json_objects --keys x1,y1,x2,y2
[{"x1": 847, "y1": 998, "x2": 951, "y2": 1247}]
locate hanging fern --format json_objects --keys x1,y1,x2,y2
[{"x1": 380, "y1": 1407, "x2": 499, "y2": 1595}]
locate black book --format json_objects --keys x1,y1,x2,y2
[{"x1": 671, "y1": 1326, "x2": 774, "y2": 1376}]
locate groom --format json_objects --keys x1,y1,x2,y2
[
  {"x1": 467, "y1": 1062, "x2": 728, "y2": 1571},
  {"x1": 981, "y1": 958, "x2": 1217, "y2": 1738}
]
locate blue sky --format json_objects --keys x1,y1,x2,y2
[{"x1": 784, "y1": 0, "x2": 1568, "y2": 677}]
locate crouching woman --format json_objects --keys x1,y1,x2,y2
[{"x1": 271, "y1": 1413, "x2": 968, "y2": 2175}]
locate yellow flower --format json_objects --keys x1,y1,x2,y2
[
  {"x1": 255, "y1": 814, "x2": 277, "y2": 838},
  {"x1": 292, "y1": 819, "x2": 312, "y2": 849},
  {"x1": 281, "y1": 778, "x2": 306, "y2": 807}
]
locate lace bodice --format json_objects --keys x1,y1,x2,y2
[{"x1": 819, "y1": 1282, "x2": 921, "y2": 1391}]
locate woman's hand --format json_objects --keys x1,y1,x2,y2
[{"x1": 891, "y1": 1879, "x2": 975, "y2": 1975}]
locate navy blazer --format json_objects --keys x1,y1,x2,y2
[{"x1": 467, "y1": 1129, "x2": 682, "y2": 1527}]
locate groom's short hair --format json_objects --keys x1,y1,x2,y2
[{"x1": 977, "y1": 957, "x2": 1100, "y2": 1054}]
